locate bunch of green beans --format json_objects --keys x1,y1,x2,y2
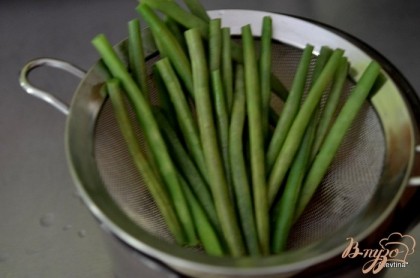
[{"x1": 91, "y1": 0, "x2": 382, "y2": 257}]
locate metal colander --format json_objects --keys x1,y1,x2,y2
[{"x1": 20, "y1": 10, "x2": 418, "y2": 278}]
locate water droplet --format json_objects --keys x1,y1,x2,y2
[
  {"x1": 0, "y1": 252, "x2": 10, "y2": 262},
  {"x1": 62, "y1": 224, "x2": 73, "y2": 231},
  {"x1": 78, "y1": 230, "x2": 87, "y2": 238},
  {"x1": 39, "y1": 213, "x2": 55, "y2": 227}
]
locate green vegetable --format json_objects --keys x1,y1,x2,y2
[
  {"x1": 181, "y1": 0, "x2": 210, "y2": 22},
  {"x1": 260, "y1": 16, "x2": 273, "y2": 142},
  {"x1": 92, "y1": 34, "x2": 197, "y2": 245},
  {"x1": 152, "y1": 65, "x2": 179, "y2": 130},
  {"x1": 106, "y1": 79, "x2": 186, "y2": 245},
  {"x1": 209, "y1": 18, "x2": 222, "y2": 71},
  {"x1": 141, "y1": 0, "x2": 208, "y2": 38},
  {"x1": 137, "y1": 3, "x2": 193, "y2": 95},
  {"x1": 311, "y1": 57, "x2": 349, "y2": 160},
  {"x1": 242, "y1": 24, "x2": 269, "y2": 255},
  {"x1": 211, "y1": 70, "x2": 232, "y2": 192},
  {"x1": 271, "y1": 113, "x2": 317, "y2": 253},
  {"x1": 155, "y1": 58, "x2": 209, "y2": 185},
  {"x1": 153, "y1": 108, "x2": 219, "y2": 230},
  {"x1": 311, "y1": 46, "x2": 333, "y2": 86},
  {"x1": 267, "y1": 48, "x2": 345, "y2": 205},
  {"x1": 139, "y1": 0, "x2": 288, "y2": 100},
  {"x1": 270, "y1": 47, "x2": 332, "y2": 253},
  {"x1": 92, "y1": 1, "x2": 383, "y2": 256},
  {"x1": 266, "y1": 44, "x2": 314, "y2": 174},
  {"x1": 128, "y1": 19, "x2": 148, "y2": 100},
  {"x1": 222, "y1": 27, "x2": 234, "y2": 114},
  {"x1": 229, "y1": 64, "x2": 260, "y2": 256},
  {"x1": 179, "y1": 174, "x2": 225, "y2": 256},
  {"x1": 163, "y1": 16, "x2": 188, "y2": 53},
  {"x1": 295, "y1": 61, "x2": 381, "y2": 219},
  {"x1": 185, "y1": 28, "x2": 245, "y2": 256}
]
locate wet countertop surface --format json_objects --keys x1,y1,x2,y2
[{"x1": 1, "y1": 0, "x2": 420, "y2": 277}]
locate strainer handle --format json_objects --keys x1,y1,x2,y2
[{"x1": 19, "y1": 58, "x2": 86, "y2": 115}]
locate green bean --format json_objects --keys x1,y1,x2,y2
[
  {"x1": 270, "y1": 47, "x2": 335, "y2": 253},
  {"x1": 311, "y1": 57, "x2": 349, "y2": 161},
  {"x1": 260, "y1": 16, "x2": 273, "y2": 142},
  {"x1": 128, "y1": 19, "x2": 149, "y2": 100},
  {"x1": 140, "y1": 0, "x2": 288, "y2": 100},
  {"x1": 266, "y1": 44, "x2": 314, "y2": 174},
  {"x1": 270, "y1": 72, "x2": 289, "y2": 101},
  {"x1": 155, "y1": 58, "x2": 209, "y2": 185},
  {"x1": 154, "y1": 109, "x2": 219, "y2": 229},
  {"x1": 267, "y1": 48, "x2": 344, "y2": 205},
  {"x1": 152, "y1": 65, "x2": 179, "y2": 130},
  {"x1": 92, "y1": 34, "x2": 197, "y2": 245},
  {"x1": 163, "y1": 16, "x2": 188, "y2": 53},
  {"x1": 178, "y1": 174, "x2": 224, "y2": 256},
  {"x1": 295, "y1": 61, "x2": 381, "y2": 219},
  {"x1": 209, "y1": 18, "x2": 222, "y2": 71},
  {"x1": 141, "y1": 0, "x2": 208, "y2": 38},
  {"x1": 242, "y1": 24, "x2": 269, "y2": 255},
  {"x1": 222, "y1": 27, "x2": 234, "y2": 114},
  {"x1": 211, "y1": 69, "x2": 232, "y2": 194},
  {"x1": 181, "y1": 0, "x2": 210, "y2": 22},
  {"x1": 106, "y1": 79, "x2": 186, "y2": 245},
  {"x1": 229, "y1": 64, "x2": 260, "y2": 256},
  {"x1": 271, "y1": 107, "x2": 318, "y2": 254},
  {"x1": 311, "y1": 46, "x2": 333, "y2": 87},
  {"x1": 137, "y1": 3, "x2": 193, "y2": 96},
  {"x1": 185, "y1": 28, "x2": 245, "y2": 256}
]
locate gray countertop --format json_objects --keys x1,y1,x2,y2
[{"x1": 1, "y1": 0, "x2": 420, "y2": 277}]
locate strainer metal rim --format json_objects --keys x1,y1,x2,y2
[{"x1": 65, "y1": 9, "x2": 417, "y2": 276}]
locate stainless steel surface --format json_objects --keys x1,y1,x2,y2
[{"x1": 2, "y1": 0, "x2": 420, "y2": 277}]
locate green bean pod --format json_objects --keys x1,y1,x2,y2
[
  {"x1": 179, "y1": 174, "x2": 225, "y2": 256},
  {"x1": 185, "y1": 28, "x2": 245, "y2": 256},
  {"x1": 155, "y1": 58, "x2": 209, "y2": 185},
  {"x1": 242, "y1": 24, "x2": 269, "y2": 255},
  {"x1": 92, "y1": 34, "x2": 197, "y2": 245},
  {"x1": 260, "y1": 16, "x2": 273, "y2": 142},
  {"x1": 181, "y1": 0, "x2": 210, "y2": 22},
  {"x1": 141, "y1": 0, "x2": 208, "y2": 38},
  {"x1": 211, "y1": 69, "x2": 232, "y2": 195},
  {"x1": 271, "y1": 107, "x2": 318, "y2": 253},
  {"x1": 137, "y1": 3, "x2": 194, "y2": 95},
  {"x1": 222, "y1": 27, "x2": 234, "y2": 114},
  {"x1": 267, "y1": 48, "x2": 344, "y2": 205},
  {"x1": 154, "y1": 108, "x2": 219, "y2": 230},
  {"x1": 295, "y1": 61, "x2": 381, "y2": 219},
  {"x1": 209, "y1": 18, "x2": 222, "y2": 71},
  {"x1": 311, "y1": 57, "x2": 349, "y2": 161},
  {"x1": 266, "y1": 44, "x2": 314, "y2": 174},
  {"x1": 229, "y1": 64, "x2": 261, "y2": 256},
  {"x1": 163, "y1": 16, "x2": 188, "y2": 53},
  {"x1": 128, "y1": 19, "x2": 149, "y2": 100},
  {"x1": 106, "y1": 79, "x2": 186, "y2": 245}
]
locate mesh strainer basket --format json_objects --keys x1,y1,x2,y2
[{"x1": 20, "y1": 10, "x2": 420, "y2": 278}]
